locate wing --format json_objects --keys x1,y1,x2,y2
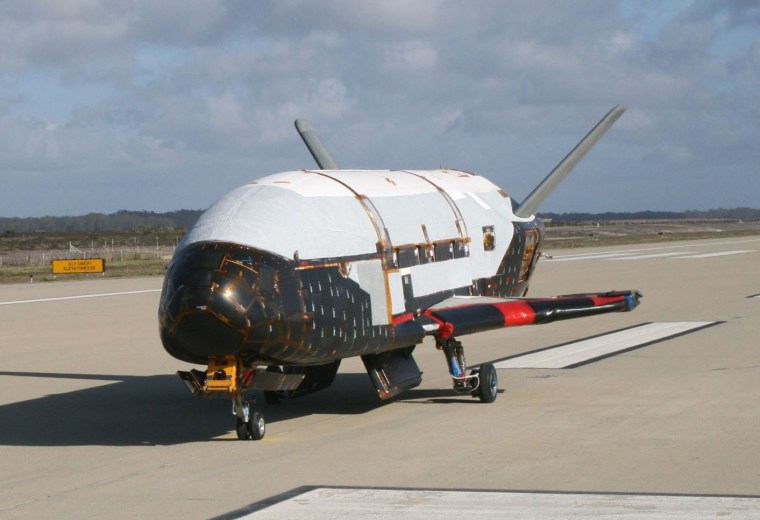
[{"x1": 403, "y1": 290, "x2": 641, "y2": 341}]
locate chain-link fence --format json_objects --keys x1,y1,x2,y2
[{"x1": 0, "y1": 245, "x2": 176, "y2": 267}]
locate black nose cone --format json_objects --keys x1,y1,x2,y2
[{"x1": 158, "y1": 242, "x2": 299, "y2": 364}]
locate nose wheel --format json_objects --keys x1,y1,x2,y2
[
  {"x1": 233, "y1": 393, "x2": 266, "y2": 441},
  {"x1": 235, "y1": 411, "x2": 266, "y2": 440}
]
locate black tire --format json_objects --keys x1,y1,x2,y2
[
  {"x1": 476, "y1": 362, "x2": 498, "y2": 403},
  {"x1": 249, "y1": 411, "x2": 266, "y2": 440},
  {"x1": 236, "y1": 417, "x2": 251, "y2": 440}
]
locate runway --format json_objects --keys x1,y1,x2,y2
[{"x1": 1, "y1": 236, "x2": 759, "y2": 518}]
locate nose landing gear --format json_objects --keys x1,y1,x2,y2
[
  {"x1": 233, "y1": 393, "x2": 265, "y2": 440},
  {"x1": 178, "y1": 356, "x2": 308, "y2": 441},
  {"x1": 437, "y1": 337, "x2": 499, "y2": 402},
  {"x1": 177, "y1": 355, "x2": 266, "y2": 441}
]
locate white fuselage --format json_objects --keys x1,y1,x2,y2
[{"x1": 180, "y1": 169, "x2": 536, "y2": 325}]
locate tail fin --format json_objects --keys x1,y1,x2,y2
[
  {"x1": 294, "y1": 119, "x2": 340, "y2": 170},
  {"x1": 514, "y1": 105, "x2": 626, "y2": 218}
]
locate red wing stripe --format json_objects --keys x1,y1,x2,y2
[
  {"x1": 423, "y1": 291, "x2": 641, "y2": 339},
  {"x1": 492, "y1": 301, "x2": 536, "y2": 326}
]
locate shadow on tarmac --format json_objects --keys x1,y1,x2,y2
[
  {"x1": 0, "y1": 368, "x2": 492, "y2": 447},
  {"x1": 0, "y1": 371, "x2": 381, "y2": 447}
]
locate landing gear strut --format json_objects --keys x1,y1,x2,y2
[
  {"x1": 177, "y1": 356, "x2": 266, "y2": 441},
  {"x1": 178, "y1": 357, "x2": 308, "y2": 440},
  {"x1": 436, "y1": 337, "x2": 498, "y2": 402}
]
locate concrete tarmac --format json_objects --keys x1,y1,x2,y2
[{"x1": 1, "y1": 236, "x2": 759, "y2": 518}]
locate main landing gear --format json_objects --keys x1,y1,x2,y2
[{"x1": 436, "y1": 337, "x2": 498, "y2": 403}]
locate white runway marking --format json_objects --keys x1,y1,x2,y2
[
  {"x1": 550, "y1": 244, "x2": 700, "y2": 262},
  {"x1": 549, "y1": 252, "x2": 630, "y2": 262},
  {"x1": 606, "y1": 252, "x2": 693, "y2": 260},
  {"x1": 228, "y1": 487, "x2": 760, "y2": 519},
  {"x1": 549, "y1": 238, "x2": 760, "y2": 262},
  {"x1": 678, "y1": 250, "x2": 755, "y2": 259},
  {"x1": 494, "y1": 322, "x2": 719, "y2": 369},
  {"x1": 0, "y1": 289, "x2": 161, "y2": 306}
]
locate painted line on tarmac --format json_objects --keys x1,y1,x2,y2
[
  {"x1": 216, "y1": 486, "x2": 760, "y2": 519},
  {"x1": 553, "y1": 251, "x2": 696, "y2": 262},
  {"x1": 0, "y1": 289, "x2": 161, "y2": 306},
  {"x1": 548, "y1": 252, "x2": 631, "y2": 262},
  {"x1": 493, "y1": 321, "x2": 721, "y2": 369},
  {"x1": 606, "y1": 252, "x2": 694, "y2": 260},
  {"x1": 549, "y1": 238, "x2": 760, "y2": 262},
  {"x1": 677, "y1": 250, "x2": 756, "y2": 259}
]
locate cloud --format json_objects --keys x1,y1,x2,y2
[{"x1": 0, "y1": 1, "x2": 758, "y2": 216}]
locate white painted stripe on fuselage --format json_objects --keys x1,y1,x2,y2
[
  {"x1": 231, "y1": 487, "x2": 760, "y2": 519},
  {"x1": 494, "y1": 322, "x2": 718, "y2": 369},
  {"x1": 0, "y1": 289, "x2": 161, "y2": 306},
  {"x1": 466, "y1": 191, "x2": 491, "y2": 209}
]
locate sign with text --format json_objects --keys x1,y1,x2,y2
[{"x1": 52, "y1": 258, "x2": 106, "y2": 275}]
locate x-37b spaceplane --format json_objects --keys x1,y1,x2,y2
[{"x1": 158, "y1": 105, "x2": 641, "y2": 440}]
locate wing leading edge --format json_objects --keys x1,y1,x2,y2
[{"x1": 402, "y1": 291, "x2": 641, "y2": 341}]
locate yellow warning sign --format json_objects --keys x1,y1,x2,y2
[{"x1": 52, "y1": 258, "x2": 106, "y2": 275}]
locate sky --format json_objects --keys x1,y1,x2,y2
[{"x1": 0, "y1": 0, "x2": 758, "y2": 217}]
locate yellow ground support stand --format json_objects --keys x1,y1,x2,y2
[{"x1": 204, "y1": 355, "x2": 241, "y2": 393}]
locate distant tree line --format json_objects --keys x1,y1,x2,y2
[
  {"x1": 0, "y1": 210, "x2": 203, "y2": 234},
  {"x1": 1, "y1": 207, "x2": 759, "y2": 234},
  {"x1": 538, "y1": 207, "x2": 760, "y2": 222}
]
